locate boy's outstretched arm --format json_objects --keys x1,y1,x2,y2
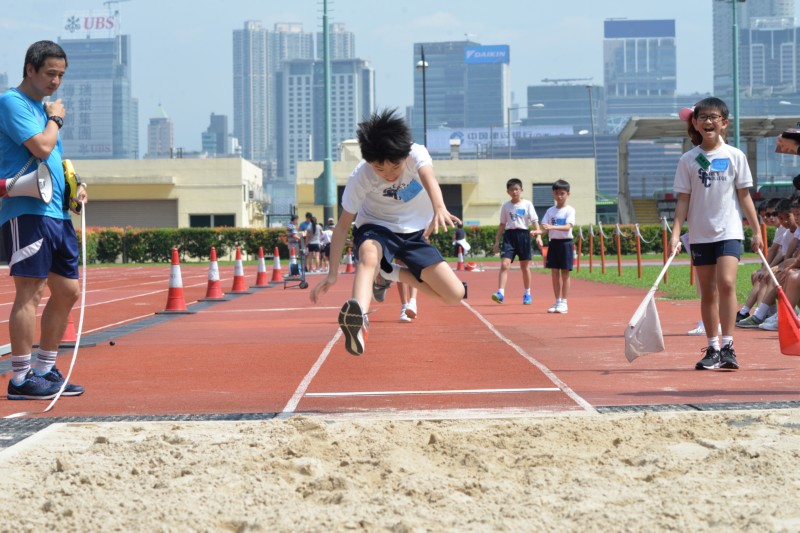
[
  {"x1": 310, "y1": 210, "x2": 356, "y2": 303},
  {"x1": 737, "y1": 188, "x2": 763, "y2": 254},
  {"x1": 418, "y1": 165, "x2": 460, "y2": 234}
]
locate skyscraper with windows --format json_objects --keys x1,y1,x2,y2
[
  {"x1": 316, "y1": 23, "x2": 355, "y2": 60},
  {"x1": 146, "y1": 105, "x2": 173, "y2": 159},
  {"x1": 411, "y1": 41, "x2": 509, "y2": 145},
  {"x1": 275, "y1": 58, "x2": 374, "y2": 180},
  {"x1": 58, "y1": 29, "x2": 138, "y2": 159},
  {"x1": 201, "y1": 113, "x2": 229, "y2": 156},
  {"x1": 603, "y1": 19, "x2": 676, "y2": 97},
  {"x1": 233, "y1": 21, "x2": 268, "y2": 165}
]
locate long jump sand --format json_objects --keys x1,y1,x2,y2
[{"x1": 0, "y1": 409, "x2": 798, "y2": 531}]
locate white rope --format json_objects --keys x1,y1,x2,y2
[
  {"x1": 662, "y1": 216, "x2": 672, "y2": 234},
  {"x1": 597, "y1": 221, "x2": 610, "y2": 239},
  {"x1": 635, "y1": 223, "x2": 655, "y2": 244},
  {"x1": 615, "y1": 223, "x2": 626, "y2": 237},
  {"x1": 588, "y1": 223, "x2": 595, "y2": 237},
  {"x1": 4, "y1": 204, "x2": 86, "y2": 419},
  {"x1": 578, "y1": 226, "x2": 584, "y2": 240}
]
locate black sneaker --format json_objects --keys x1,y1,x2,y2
[
  {"x1": 735, "y1": 310, "x2": 749, "y2": 323},
  {"x1": 695, "y1": 347, "x2": 721, "y2": 370},
  {"x1": 39, "y1": 366, "x2": 85, "y2": 396},
  {"x1": 338, "y1": 299, "x2": 369, "y2": 356},
  {"x1": 7, "y1": 371, "x2": 63, "y2": 400},
  {"x1": 719, "y1": 343, "x2": 739, "y2": 370},
  {"x1": 372, "y1": 276, "x2": 392, "y2": 303}
]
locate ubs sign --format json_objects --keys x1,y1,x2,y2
[
  {"x1": 464, "y1": 45, "x2": 510, "y2": 64},
  {"x1": 63, "y1": 11, "x2": 118, "y2": 39}
]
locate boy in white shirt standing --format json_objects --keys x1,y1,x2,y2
[
  {"x1": 491, "y1": 179, "x2": 543, "y2": 305},
  {"x1": 310, "y1": 109, "x2": 464, "y2": 356},
  {"x1": 540, "y1": 179, "x2": 576, "y2": 314}
]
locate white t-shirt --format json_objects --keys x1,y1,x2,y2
[
  {"x1": 673, "y1": 143, "x2": 753, "y2": 244},
  {"x1": 541, "y1": 205, "x2": 576, "y2": 240},
  {"x1": 321, "y1": 229, "x2": 333, "y2": 246},
  {"x1": 774, "y1": 225, "x2": 788, "y2": 248},
  {"x1": 341, "y1": 143, "x2": 434, "y2": 233},
  {"x1": 500, "y1": 199, "x2": 538, "y2": 230}
]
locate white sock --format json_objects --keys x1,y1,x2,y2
[
  {"x1": 33, "y1": 349, "x2": 58, "y2": 375},
  {"x1": 754, "y1": 303, "x2": 770, "y2": 320},
  {"x1": 740, "y1": 305, "x2": 750, "y2": 314},
  {"x1": 11, "y1": 354, "x2": 32, "y2": 384},
  {"x1": 379, "y1": 264, "x2": 404, "y2": 282},
  {"x1": 707, "y1": 337, "x2": 720, "y2": 351},
  {"x1": 721, "y1": 336, "x2": 733, "y2": 348},
  {"x1": 524, "y1": 289, "x2": 531, "y2": 297},
  {"x1": 498, "y1": 288, "x2": 505, "y2": 296}
]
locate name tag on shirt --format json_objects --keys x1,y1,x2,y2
[
  {"x1": 695, "y1": 153, "x2": 711, "y2": 171},
  {"x1": 396, "y1": 179, "x2": 423, "y2": 202},
  {"x1": 516, "y1": 208, "x2": 526, "y2": 217},
  {"x1": 710, "y1": 158, "x2": 730, "y2": 172}
]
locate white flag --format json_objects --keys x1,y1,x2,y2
[{"x1": 624, "y1": 292, "x2": 664, "y2": 362}]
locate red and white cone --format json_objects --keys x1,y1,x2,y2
[
  {"x1": 156, "y1": 247, "x2": 195, "y2": 314},
  {"x1": 252, "y1": 246, "x2": 269, "y2": 288},
  {"x1": 228, "y1": 246, "x2": 249, "y2": 293},
  {"x1": 344, "y1": 247, "x2": 356, "y2": 274},
  {"x1": 288, "y1": 246, "x2": 299, "y2": 277},
  {"x1": 271, "y1": 246, "x2": 284, "y2": 283},
  {"x1": 54, "y1": 312, "x2": 95, "y2": 348},
  {"x1": 456, "y1": 246, "x2": 465, "y2": 271},
  {"x1": 200, "y1": 246, "x2": 225, "y2": 300}
]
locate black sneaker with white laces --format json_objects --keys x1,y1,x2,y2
[
  {"x1": 372, "y1": 275, "x2": 392, "y2": 302},
  {"x1": 338, "y1": 299, "x2": 369, "y2": 356},
  {"x1": 735, "y1": 310, "x2": 749, "y2": 323},
  {"x1": 695, "y1": 346, "x2": 721, "y2": 370},
  {"x1": 719, "y1": 343, "x2": 739, "y2": 370}
]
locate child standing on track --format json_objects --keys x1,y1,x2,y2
[
  {"x1": 668, "y1": 97, "x2": 763, "y2": 371},
  {"x1": 540, "y1": 179, "x2": 576, "y2": 314},
  {"x1": 310, "y1": 109, "x2": 464, "y2": 356},
  {"x1": 492, "y1": 178, "x2": 543, "y2": 305}
]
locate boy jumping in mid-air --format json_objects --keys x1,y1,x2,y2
[{"x1": 310, "y1": 109, "x2": 464, "y2": 355}]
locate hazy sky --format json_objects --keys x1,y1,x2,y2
[{"x1": 0, "y1": 0, "x2": 777, "y2": 152}]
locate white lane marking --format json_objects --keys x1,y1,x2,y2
[
  {"x1": 280, "y1": 329, "x2": 342, "y2": 416},
  {"x1": 306, "y1": 387, "x2": 560, "y2": 398},
  {"x1": 203, "y1": 307, "x2": 339, "y2": 313},
  {"x1": 461, "y1": 300, "x2": 597, "y2": 413}
]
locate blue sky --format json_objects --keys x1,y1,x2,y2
[{"x1": 0, "y1": 0, "x2": 755, "y2": 151}]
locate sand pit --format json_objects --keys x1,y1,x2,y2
[{"x1": 0, "y1": 409, "x2": 799, "y2": 531}]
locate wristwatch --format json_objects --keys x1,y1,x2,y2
[{"x1": 48, "y1": 115, "x2": 64, "y2": 129}]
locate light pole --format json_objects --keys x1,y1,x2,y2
[
  {"x1": 416, "y1": 46, "x2": 429, "y2": 146},
  {"x1": 507, "y1": 103, "x2": 544, "y2": 159},
  {"x1": 586, "y1": 84, "x2": 599, "y2": 201}
]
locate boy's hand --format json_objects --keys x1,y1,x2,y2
[
  {"x1": 310, "y1": 274, "x2": 337, "y2": 303},
  {"x1": 668, "y1": 235, "x2": 682, "y2": 256},
  {"x1": 430, "y1": 207, "x2": 460, "y2": 234},
  {"x1": 540, "y1": 223, "x2": 551, "y2": 231}
]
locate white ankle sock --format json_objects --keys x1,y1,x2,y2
[{"x1": 11, "y1": 354, "x2": 32, "y2": 384}]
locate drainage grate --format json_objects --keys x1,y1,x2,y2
[{"x1": 597, "y1": 400, "x2": 800, "y2": 414}]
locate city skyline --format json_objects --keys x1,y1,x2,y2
[{"x1": 0, "y1": 0, "x2": 731, "y2": 153}]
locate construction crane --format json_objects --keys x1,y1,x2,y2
[
  {"x1": 541, "y1": 77, "x2": 593, "y2": 85},
  {"x1": 103, "y1": 0, "x2": 130, "y2": 15}
]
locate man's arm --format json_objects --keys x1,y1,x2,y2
[{"x1": 22, "y1": 99, "x2": 65, "y2": 159}]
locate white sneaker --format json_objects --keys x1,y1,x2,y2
[
  {"x1": 759, "y1": 313, "x2": 779, "y2": 331},
  {"x1": 405, "y1": 299, "x2": 417, "y2": 319},
  {"x1": 554, "y1": 302, "x2": 568, "y2": 314},
  {"x1": 547, "y1": 301, "x2": 560, "y2": 313},
  {"x1": 400, "y1": 306, "x2": 411, "y2": 322},
  {"x1": 687, "y1": 321, "x2": 706, "y2": 336}
]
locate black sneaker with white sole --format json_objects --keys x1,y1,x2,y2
[
  {"x1": 719, "y1": 343, "x2": 739, "y2": 370},
  {"x1": 372, "y1": 276, "x2": 392, "y2": 303},
  {"x1": 339, "y1": 299, "x2": 369, "y2": 356},
  {"x1": 695, "y1": 346, "x2": 721, "y2": 370}
]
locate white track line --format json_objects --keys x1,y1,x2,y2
[
  {"x1": 280, "y1": 329, "x2": 342, "y2": 416},
  {"x1": 306, "y1": 387, "x2": 560, "y2": 397},
  {"x1": 461, "y1": 300, "x2": 597, "y2": 413}
]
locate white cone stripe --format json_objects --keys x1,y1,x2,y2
[
  {"x1": 257, "y1": 258, "x2": 266, "y2": 272},
  {"x1": 234, "y1": 261, "x2": 244, "y2": 276},
  {"x1": 208, "y1": 261, "x2": 220, "y2": 281},
  {"x1": 170, "y1": 264, "x2": 184, "y2": 288}
]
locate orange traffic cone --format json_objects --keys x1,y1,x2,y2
[
  {"x1": 456, "y1": 246, "x2": 465, "y2": 271},
  {"x1": 200, "y1": 246, "x2": 226, "y2": 301},
  {"x1": 288, "y1": 246, "x2": 300, "y2": 277},
  {"x1": 54, "y1": 312, "x2": 96, "y2": 348},
  {"x1": 271, "y1": 246, "x2": 284, "y2": 283},
  {"x1": 252, "y1": 246, "x2": 270, "y2": 288},
  {"x1": 228, "y1": 246, "x2": 249, "y2": 293},
  {"x1": 156, "y1": 247, "x2": 195, "y2": 314},
  {"x1": 344, "y1": 247, "x2": 356, "y2": 274}
]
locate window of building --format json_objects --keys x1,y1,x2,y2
[{"x1": 189, "y1": 214, "x2": 236, "y2": 228}]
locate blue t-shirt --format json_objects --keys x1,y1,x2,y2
[{"x1": 0, "y1": 88, "x2": 67, "y2": 224}]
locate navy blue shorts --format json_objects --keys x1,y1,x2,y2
[
  {"x1": 545, "y1": 238, "x2": 574, "y2": 271},
  {"x1": 354, "y1": 223, "x2": 444, "y2": 282},
  {"x1": 2, "y1": 215, "x2": 79, "y2": 279},
  {"x1": 500, "y1": 229, "x2": 532, "y2": 262},
  {"x1": 690, "y1": 239, "x2": 742, "y2": 266}
]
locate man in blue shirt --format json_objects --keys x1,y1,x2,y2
[{"x1": 0, "y1": 41, "x2": 87, "y2": 400}]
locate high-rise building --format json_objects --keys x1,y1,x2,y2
[
  {"x1": 201, "y1": 113, "x2": 229, "y2": 156},
  {"x1": 275, "y1": 58, "x2": 375, "y2": 179},
  {"x1": 0, "y1": 73, "x2": 8, "y2": 93},
  {"x1": 58, "y1": 11, "x2": 138, "y2": 159},
  {"x1": 316, "y1": 23, "x2": 355, "y2": 60},
  {"x1": 412, "y1": 41, "x2": 510, "y2": 144},
  {"x1": 146, "y1": 105, "x2": 173, "y2": 159},
  {"x1": 713, "y1": 0, "x2": 795, "y2": 97},
  {"x1": 603, "y1": 19, "x2": 676, "y2": 97},
  {"x1": 233, "y1": 21, "x2": 268, "y2": 165}
]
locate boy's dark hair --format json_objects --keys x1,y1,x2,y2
[
  {"x1": 775, "y1": 198, "x2": 792, "y2": 214},
  {"x1": 692, "y1": 97, "x2": 729, "y2": 120},
  {"x1": 552, "y1": 179, "x2": 571, "y2": 192},
  {"x1": 506, "y1": 178, "x2": 523, "y2": 190},
  {"x1": 357, "y1": 108, "x2": 413, "y2": 163},
  {"x1": 23, "y1": 40, "x2": 67, "y2": 78}
]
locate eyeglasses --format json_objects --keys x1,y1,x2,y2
[
  {"x1": 696, "y1": 113, "x2": 724, "y2": 123},
  {"x1": 765, "y1": 212, "x2": 776, "y2": 217}
]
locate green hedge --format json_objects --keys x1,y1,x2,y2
[{"x1": 75, "y1": 224, "x2": 774, "y2": 263}]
